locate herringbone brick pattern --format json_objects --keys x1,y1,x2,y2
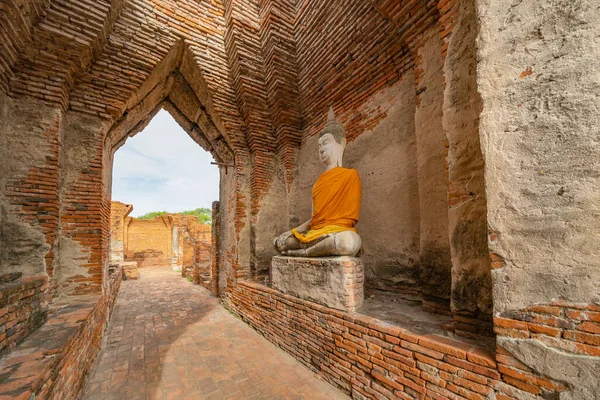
[{"x1": 83, "y1": 267, "x2": 348, "y2": 400}]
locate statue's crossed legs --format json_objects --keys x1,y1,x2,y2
[{"x1": 273, "y1": 230, "x2": 361, "y2": 257}]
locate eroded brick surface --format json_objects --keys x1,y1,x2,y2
[
  {"x1": 223, "y1": 282, "x2": 573, "y2": 400},
  {"x1": 0, "y1": 275, "x2": 48, "y2": 356},
  {"x1": 0, "y1": 266, "x2": 122, "y2": 399},
  {"x1": 83, "y1": 267, "x2": 348, "y2": 400}
]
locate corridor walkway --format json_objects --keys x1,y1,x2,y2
[{"x1": 82, "y1": 268, "x2": 347, "y2": 400}]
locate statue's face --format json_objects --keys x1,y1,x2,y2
[{"x1": 318, "y1": 133, "x2": 344, "y2": 168}]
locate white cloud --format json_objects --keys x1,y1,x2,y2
[{"x1": 112, "y1": 109, "x2": 220, "y2": 217}]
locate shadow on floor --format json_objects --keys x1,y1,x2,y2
[
  {"x1": 83, "y1": 267, "x2": 214, "y2": 399},
  {"x1": 82, "y1": 267, "x2": 347, "y2": 400}
]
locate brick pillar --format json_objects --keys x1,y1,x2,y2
[
  {"x1": 442, "y1": 0, "x2": 493, "y2": 337},
  {"x1": 109, "y1": 202, "x2": 132, "y2": 264},
  {"x1": 192, "y1": 238, "x2": 200, "y2": 284},
  {"x1": 57, "y1": 112, "x2": 110, "y2": 296},
  {"x1": 210, "y1": 200, "x2": 220, "y2": 296}
]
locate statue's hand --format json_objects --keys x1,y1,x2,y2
[{"x1": 274, "y1": 230, "x2": 293, "y2": 252}]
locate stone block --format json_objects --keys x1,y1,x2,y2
[
  {"x1": 270, "y1": 256, "x2": 364, "y2": 312},
  {"x1": 121, "y1": 262, "x2": 139, "y2": 280}
]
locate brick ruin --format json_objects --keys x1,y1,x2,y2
[
  {"x1": 0, "y1": 0, "x2": 598, "y2": 399},
  {"x1": 109, "y1": 201, "x2": 212, "y2": 281}
]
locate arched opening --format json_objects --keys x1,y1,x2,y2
[
  {"x1": 100, "y1": 40, "x2": 238, "y2": 296},
  {"x1": 109, "y1": 108, "x2": 220, "y2": 291}
]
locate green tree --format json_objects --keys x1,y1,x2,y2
[
  {"x1": 136, "y1": 208, "x2": 212, "y2": 224},
  {"x1": 137, "y1": 211, "x2": 168, "y2": 220},
  {"x1": 180, "y1": 208, "x2": 212, "y2": 224}
]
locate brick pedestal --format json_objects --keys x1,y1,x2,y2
[
  {"x1": 121, "y1": 261, "x2": 139, "y2": 280},
  {"x1": 270, "y1": 256, "x2": 364, "y2": 312}
]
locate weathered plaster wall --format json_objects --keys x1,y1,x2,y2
[
  {"x1": 208, "y1": 200, "x2": 220, "y2": 295},
  {"x1": 478, "y1": 0, "x2": 600, "y2": 313},
  {"x1": 0, "y1": 94, "x2": 60, "y2": 278},
  {"x1": 478, "y1": 0, "x2": 600, "y2": 394},
  {"x1": 286, "y1": 142, "x2": 318, "y2": 230},
  {"x1": 218, "y1": 156, "x2": 252, "y2": 293},
  {"x1": 414, "y1": 28, "x2": 452, "y2": 306},
  {"x1": 343, "y1": 76, "x2": 420, "y2": 293},
  {"x1": 251, "y1": 159, "x2": 288, "y2": 283},
  {"x1": 443, "y1": 0, "x2": 492, "y2": 328},
  {"x1": 500, "y1": 335, "x2": 600, "y2": 400},
  {"x1": 218, "y1": 166, "x2": 236, "y2": 292},
  {"x1": 288, "y1": 76, "x2": 421, "y2": 293}
]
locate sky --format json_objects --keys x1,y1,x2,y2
[{"x1": 112, "y1": 109, "x2": 220, "y2": 217}]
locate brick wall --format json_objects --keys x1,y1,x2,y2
[
  {"x1": 170, "y1": 214, "x2": 211, "y2": 271},
  {"x1": 37, "y1": 267, "x2": 122, "y2": 398},
  {"x1": 0, "y1": 274, "x2": 49, "y2": 356},
  {"x1": 125, "y1": 217, "x2": 173, "y2": 267},
  {"x1": 223, "y1": 283, "x2": 578, "y2": 400},
  {"x1": 191, "y1": 241, "x2": 212, "y2": 282},
  {"x1": 58, "y1": 118, "x2": 108, "y2": 296},
  {"x1": 0, "y1": 265, "x2": 122, "y2": 399},
  {"x1": 496, "y1": 303, "x2": 600, "y2": 358},
  {"x1": 437, "y1": 0, "x2": 458, "y2": 60},
  {"x1": 281, "y1": 0, "x2": 495, "y2": 332},
  {"x1": 0, "y1": 0, "x2": 243, "y2": 145},
  {"x1": 0, "y1": 0, "x2": 50, "y2": 92},
  {"x1": 186, "y1": 224, "x2": 211, "y2": 280},
  {"x1": 258, "y1": 0, "x2": 302, "y2": 187},
  {"x1": 0, "y1": 0, "x2": 473, "y2": 305},
  {"x1": 294, "y1": 0, "x2": 435, "y2": 141},
  {"x1": 0, "y1": 0, "x2": 596, "y2": 397}
]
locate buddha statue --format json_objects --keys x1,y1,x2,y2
[{"x1": 274, "y1": 108, "x2": 362, "y2": 257}]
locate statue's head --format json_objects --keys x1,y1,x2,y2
[{"x1": 318, "y1": 107, "x2": 346, "y2": 169}]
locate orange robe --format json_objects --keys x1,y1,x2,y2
[{"x1": 292, "y1": 167, "x2": 361, "y2": 243}]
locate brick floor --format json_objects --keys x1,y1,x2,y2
[{"x1": 82, "y1": 267, "x2": 348, "y2": 400}]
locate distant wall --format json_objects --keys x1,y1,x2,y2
[
  {"x1": 125, "y1": 217, "x2": 173, "y2": 267},
  {"x1": 169, "y1": 214, "x2": 211, "y2": 272},
  {"x1": 109, "y1": 203, "x2": 212, "y2": 269}
]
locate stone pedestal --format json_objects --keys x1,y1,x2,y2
[
  {"x1": 270, "y1": 256, "x2": 364, "y2": 312},
  {"x1": 121, "y1": 261, "x2": 139, "y2": 280}
]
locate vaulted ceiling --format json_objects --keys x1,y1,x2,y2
[{"x1": 0, "y1": 0, "x2": 444, "y2": 163}]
